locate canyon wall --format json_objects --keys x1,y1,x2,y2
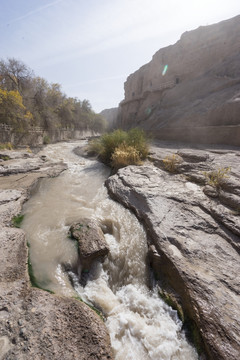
[{"x1": 118, "y1": 15, "x2": 240, "y2": 146}]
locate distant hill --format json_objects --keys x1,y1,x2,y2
[
  {"x1": 117, "y1": 15, "x2": 240, "y2": 146},
  {"x1": 99, "y1": 108, "x2": 119, "y2": 129}
]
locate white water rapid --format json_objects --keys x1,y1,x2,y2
[{"x1": 22, "y1": 142, "x2": 198, "y2": 360}]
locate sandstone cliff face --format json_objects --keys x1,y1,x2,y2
[{"x1": 119, "y1": 15, "x2": 240, "y2": 146}]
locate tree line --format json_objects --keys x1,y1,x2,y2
[{"x1": 0, "y1": 58, "x2": 106, "y2": 134}]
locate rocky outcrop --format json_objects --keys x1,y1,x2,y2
[
  {"x1": 118, "y1": 15, "x2": 240, "y2": 146},
  {"x1": 70, "y1": 219, "x2": 109, "y2": 282},
  {"x1": 0, "y1": 150, "x2": 113, "y2": 359},
  {"x1": 105, "y1": 142, "x2": 240, "y2": 360}
]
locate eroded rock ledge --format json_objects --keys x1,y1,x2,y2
[
  {"x1": 0, "y1": 150, "x2": 112, "y2": 360},
  {"x1": 106, "y1": 143, "x2": 240, "y2": 360}
]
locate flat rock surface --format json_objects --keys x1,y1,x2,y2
[
  {"x1": 0, "y1": 283, "x2": 112, "y2": 360},
  {"x1": 106, "y1": 143, "x2": 240, "y2": 360},
  {"x1": 0, "y1": 150, "x2": 112, "y2": 360},
  {"x1": 0, "y1": 189, "x2": 22, "y2": 205},
  {"x1": 0, "y1": 158, "x2": 42, "y2": 176}
]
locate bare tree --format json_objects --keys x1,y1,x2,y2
[{"x1": 0, "y1": 58, "x2": 33, "y2": 94}]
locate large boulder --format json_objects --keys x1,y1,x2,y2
[
  {"x1": 105, "y1": 145, "x2": 240, "y2": 360},
  {"x1": 70, "y1": 219, "x2": 109, "y2": 278}
]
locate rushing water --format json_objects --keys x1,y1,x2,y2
[{"x1": 22, "y1": 142, "x2": 198, "y2": 360}]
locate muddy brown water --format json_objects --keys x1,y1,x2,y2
[{"x1": 22, "y1": 142, "x2": 198, "y2": 360}]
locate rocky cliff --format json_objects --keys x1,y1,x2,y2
[{"x1": 118, "y1": 15, "x2": 240, "y2": 146}]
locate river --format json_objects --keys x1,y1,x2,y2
[{"x1": 21, "y1": 141, "x2": 198, "y2": 360}]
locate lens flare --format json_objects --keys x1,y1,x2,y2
[{"x1": 162, "y1": 64, "x2": 168, "y2": 76}]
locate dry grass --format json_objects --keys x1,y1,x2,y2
[
  {"x1": 203, "y1": 167, "x2": 231, "y2": 188},
  {"x1": 111, "y1": 143, "x2": 142, "y2": 169},
  {"x1": 163, "y1": 154, "x2": 182, "y2": 173},
  {"x1": 88, "y1": 128, "x2": 149, "y2": 167}
]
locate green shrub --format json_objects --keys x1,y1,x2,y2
[
  {"x1": 126, "y1": 128, "x2": 149, "y2": 159},
  {"x1": 43, "y1": 135, "x2": 50, "y2": 144},
  {"x1": 88, "y1": 128, "x2": 149, "y2": 167},
  {"x1": 12, "y1": 214, "x2": 24, "y2": 228},
  {"x1": 111, "y1": 143, "x2": 142, "y2": 169},
  {"x1": 203, "y1": 167, "x2": 231, "y2": 188},
  {"x1": 87, "y1": 138, "x2": 104, "y2": 156},
  {"x1": 99, "y1": 129, "x2": 128, "y2": 163}
]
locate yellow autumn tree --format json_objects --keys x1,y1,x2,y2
[{"x1": 0, "y1": 88, "x2": 33, "y2": 132}]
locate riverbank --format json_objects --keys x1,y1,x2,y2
[
  {"x1": 1, "y1": 140, "x2": 239, "y2": 359},
  {"x1": 106, "y1": 141, "x2": 240, "y2": 360},
  {"x1": 0, "y1": 146, "x2": 112, "y2": 359},
  {"x1": 19, "y1": 142, "x2": 198, "y2": 360}
]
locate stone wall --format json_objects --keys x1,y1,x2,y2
[{"x1": 0, "y1": 128, "x2": 97, "y2": 146}]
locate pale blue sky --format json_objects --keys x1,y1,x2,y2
[{"x1": 0, "y1": 0, "x2": 239, "y2": 112}]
